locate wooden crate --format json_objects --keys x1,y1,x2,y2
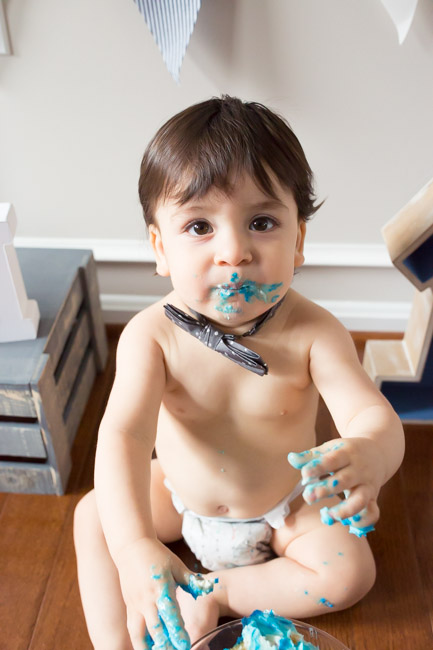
[
  {"x1": 0, "y1": 249, "x2": 108, "y2": 494},
  {"x1": 363, "y1": 178, "x2": 433, "y2": 423}
]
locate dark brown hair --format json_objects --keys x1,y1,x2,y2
[{"x1": 139, "y1": 95, "x2": 322, "y2": 225}]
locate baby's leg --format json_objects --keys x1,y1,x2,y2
[
  {"x1": 206, "y1": 495, "x2": 376, "y2": 620},
  {"x1": 175, "y1": 585, "x2": 220, "y2": 644},
  {"x1": 73, "y1": 459, "x2": 183, "y2": 650},
  {"x1": 74, "y1": 490, "x2": 132, "y2": 650}
]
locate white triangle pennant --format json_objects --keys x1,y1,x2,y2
[
  {"x1": 380, "y1": 0, "x2": 419, "y2": 44},
  {"x1": 134, "y1": 0, "x2": 202, "y2": 82}
]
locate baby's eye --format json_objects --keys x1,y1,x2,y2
[
  {"x1": 249, "y1": 216, "x2": 276, "y2": 232},
  {"x1": 187, "y1": 220, "x2": 213, "y2": 236}
]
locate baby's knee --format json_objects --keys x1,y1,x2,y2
[{"x1": 327, "y1": 544, "x2": 376, "y2": 610}]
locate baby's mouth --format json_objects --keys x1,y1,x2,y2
[
  {"x1": 217, "y1": 272, "x2": 244, "y2": 292},
  {"x1": 219, "y1": 281, "x2": 243, "y2": 291},
  {"x1": 211, "y1": 277, "x2": 283, "y2": 311}
]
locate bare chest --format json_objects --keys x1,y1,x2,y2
[{"x1": 162, "y1": 331, "x2": 314, "y2": 423}]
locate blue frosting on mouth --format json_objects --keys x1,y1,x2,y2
[{"x1": 213, "y1": 273, "x2": 283, "y2": 314}]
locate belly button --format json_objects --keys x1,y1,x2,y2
[
  {"x1": 217, "y1": 505, "x2": 229, "y2": 514},
  {"x1": 280, "y1": 409, "x2": 287, "y2": 416}
]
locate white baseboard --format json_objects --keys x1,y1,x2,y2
[
  {"x1": 315, "y1": 299, "x2": 410, "y2": 332},
  {"x1": 15, "y1": 237, "x2": 392, "y2": 267},
  {"x1": 15, "y1": 237, "x2": 155, "y2": 263},
  {"x1": 101, "y1": 293, "x2": 410, "y2": 332}
]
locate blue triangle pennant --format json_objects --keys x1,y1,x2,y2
[{"x1": 134, "y1": 0, "x2": 202, "y2": 82}]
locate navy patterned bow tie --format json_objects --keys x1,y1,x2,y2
[{"x1": 163, "y1": 299, "x2": 284, "y2": 376}]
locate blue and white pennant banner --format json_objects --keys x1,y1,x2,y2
[
  {"x1": 133, "y1": 0, "x2": 420, "y2": 84},
  {"x1": 133, "y1": 0, "x2": 202, "y2": 82}
]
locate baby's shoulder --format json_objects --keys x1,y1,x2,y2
[
  {"x1": 287, "y1": 290, "x2": 336, "y2": 326},
  {"x1": 287, "y1": 290, "x2": 350, "y2": 342},
  {"x1": 116, "y1": 295, "x2": 173, "y2": 358}
]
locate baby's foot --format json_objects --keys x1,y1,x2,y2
[{"x1": 176, "y1": 585, "x2": 220, "y2": 645}]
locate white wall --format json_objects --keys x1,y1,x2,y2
[{"x1": 1, "y1": 0, "x2": 433, "y2": 329}]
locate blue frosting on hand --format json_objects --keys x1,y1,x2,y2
[
  {"x1": 180, "y1": 573, "x2": 217, "y2": 599},
  {"x1": 320, "y1": 506, "x2": 375, "y2": 537},
  {"x1": 143, "y1": 628, "x2": 155, "y2": 650},
  {"x1": 288, "y1": 442, "x2": 344, "y2": 471},
  {"x1": 287, "y1": 450, "x2": 315, "y2": 470},
  {"x1": 147, "y1": 572, "x2": 217, "y2": 650},
  {"x1": 320, "y1": 507, "x2": 335, "y2": 526},
  {"x1": 156, "y1": 582, "x2": 191, "y2": 650},
  {"x1": 150, "y1": 620, "x2": 176, "y2": 650},
  {"x1": 147, "y1": 571, "x2": 191, "y2": 650},
  {"x1": 348, "y1": 524, "x2": 375, "y2": 538}
]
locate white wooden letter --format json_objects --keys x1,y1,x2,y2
[{"x1": 0, "y1": 204, "x2": 40, "y2": 342}]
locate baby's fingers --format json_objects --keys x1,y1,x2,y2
[
  {"x1": 288, "y1": 448, "x2": 320, "y2": 470},
  {"x1": 133, "y1": 601, "x2": 176, "y2": 650},
  {"x1": 302, "y1": 474, "x2": 342, "y2": 504},
  {"x1": 288, "y1": 440, "x2": 346, "y2": 476},
  {"x1": 157, "y1": 579, "x2": 190, "y2": 650},
  {"x1": 321, "y1": 494, "x2": 379, "y2": 538},
  {"x1": 346, "y1": 506, "x2": 377, "y2": 538},
  {"x1": 126, "y1": 607, "x2": 153, "y2": 650},
  {"x1": 301, "y1": 461, "x2": 360, "y2": 504},
  {"x1": 334, "y1": 486, "x2": 378, "y2": 522}
]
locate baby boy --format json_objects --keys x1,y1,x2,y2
[{"x1": 74, "y1": 96, "x2": 404, "y2": 650}]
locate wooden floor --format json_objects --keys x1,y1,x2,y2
[{"x1": 0, "y1": 327, "x2": 432, "y2": 650}]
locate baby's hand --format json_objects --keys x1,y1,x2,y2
[
  {"x1": 115, "y1": 538, "x2": 215, "y2": 650},
  {"x1": 288, "y1": 438, "x2": 384, "y2": 536}
]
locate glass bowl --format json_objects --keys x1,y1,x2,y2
[{"x1": 191, "y1": 618, "x2": 350, "y2": 650}]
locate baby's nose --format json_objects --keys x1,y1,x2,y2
[{"x1": 213, "y1": 231, "x2": 253, "y2": 266}]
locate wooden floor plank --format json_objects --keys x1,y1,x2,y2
[
  {"x1": 27, "y1": 495, "x2": 92, "y2": 650},
  {"x1": 0, "y1": 492, "x2": 7, "y2": 516},
  {"x1": 400, "y1": 424, "x2": 433, "y2": 633},
  {"x1": 0, "y1": 495, "x2": 70, "y2": 650}
]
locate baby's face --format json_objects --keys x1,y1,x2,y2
[{"x1": 149, "y1": 173, "x2": 306, "y2": 329}]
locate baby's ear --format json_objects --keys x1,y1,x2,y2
[
  {"x1": 294, "y1": 221, "x2": 306, "y2": 268},
  {"x1": 148, "y1": 225, "x2": 170, "y2": 277}
]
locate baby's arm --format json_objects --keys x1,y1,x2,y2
[
  {"x1": 290, "y1": 310, "x2": 404, "y2": 533},
  {"x1": 93, "y1": 314, "x2": 193, "y2": 650}
]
